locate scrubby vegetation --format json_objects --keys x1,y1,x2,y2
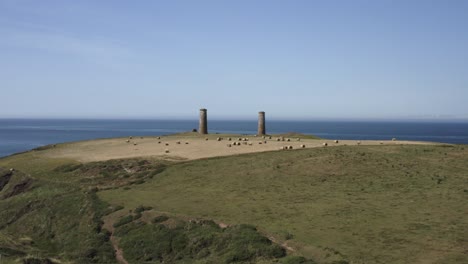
[
  {"x1": 0, "y1": 158, "x2": 169, "y2": 263},
  {"x1": 0, "y1": 175, "x2": 115, "y2": 263},
  {"x1": 152, "y1": 215, "x2": 169, "y2": 223},
  {"x1": 114, "y1": 218, "x2": 287, "y2": 263},
  {"x1": 54, "y1": 158, "x2": 168, "y2": 189}
]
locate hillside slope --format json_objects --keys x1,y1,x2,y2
[
  {"x1": 0, "y1": 136, "x2": 466, "y2": 263},
  {"x1": 99, "y1": 144, "x2": 468, "y2": 264}
]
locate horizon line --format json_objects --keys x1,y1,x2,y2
[{"x1": 1, "y1": 116, "x2": 468, "y2": 123}]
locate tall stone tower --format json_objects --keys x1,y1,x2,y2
[
  {"x1": 258, "y1": 111, "x2": 266, "y2": 135},
  {"x1": 199, "y1": 108, "x2": 208, "y2": 134}
]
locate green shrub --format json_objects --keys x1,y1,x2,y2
[
  {"x1": 280, "y1": 255, "x2": 317, "y2": 264},
  {"x1": 22, "y1": 257, "x2": 56, "y2": 264},
  {"x1": 134, "y1": 212, "x2": 142, "y2": 220},
  {"x1": 113, "y1": 215, "x2": 134, "y2": 228},
  {"x1": 113, "y1": 222, "x2": 145, "y2": 237},
  {"x1": 134, "y1": 205, "x2": 152, "y2": 214},
  {"x1": 115, "y1": 219, "x2": 287, "y2": 263},
  {"x1": 131, "y1": 179, "x2": 145, "y2": 185},
  {"x1": 152, "y1": 215, "x2": 169, "y2": 223},
  {"x1": 0, "y1": 247, "x2": 25, "y2": 257},
  {"x1": 97, "y1": 229, "x2": 111, "y2": 243},
  {"x1": 118, "y1": 224, "x2": 185, "y2": 262},
  {"x1": 224, "y1": 247, "x2": 254, "y2": 263},
  {"x1": 260, "y1": 244, "x2": 286, "y2": 258}
]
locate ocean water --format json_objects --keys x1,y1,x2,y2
[{"x1": 1, "y1": 119, "x2": 467, "y2": 158}]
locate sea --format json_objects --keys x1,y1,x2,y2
[{"x1": 1, "y1": 119, "x2": 468, "y2": 158}]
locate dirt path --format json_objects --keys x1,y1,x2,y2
[
  {"x1": 110, "y1": 235, "x2": 128, "y2": 264},
  {"x1": 102, "y1": 212, "x2": 129, "y2": 264}
]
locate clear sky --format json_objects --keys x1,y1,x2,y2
[{"x1": 1, "y1": 0, "x2": 467, "y2": 120}]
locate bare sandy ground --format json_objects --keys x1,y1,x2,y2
[{"x1": 42, "y1": 134, "x2": 434, "y2": 163}]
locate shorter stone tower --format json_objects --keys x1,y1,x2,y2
[
  {"x1": 199, "y1": 108, "x2": 208, "y2": 134},
  {"x1": 258, "y1": 111, "x2": 266, "y2": 135}
]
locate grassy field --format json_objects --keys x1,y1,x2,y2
[
  {"x1": 99, "y1": 144, "x2": 468, "y2": 264},
  {"x1": 0, "y1": 138, "x2": 467, "y2": 263}
]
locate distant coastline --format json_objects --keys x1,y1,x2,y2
[{"x1": 1, "y1": 119, "x2": 468, "y2": 158}]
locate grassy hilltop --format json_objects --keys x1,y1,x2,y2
[{"x1": 0, "y1": 134, "x2": 467, "y2": 264}]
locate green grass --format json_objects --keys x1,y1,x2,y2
[
  {"x1": 1, "y1": 141, "x2": 467, "y2": 263},
  {"x1": 99, "y1": 144, "x2": 468, "y2": 264},
  {"x1": 0, "y1": 149, "x2": 308, "y2": 263}
]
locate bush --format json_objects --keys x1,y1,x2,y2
[
  {"x1": 135, "y1": 205, "x2": 152, "y2": 214},
  {"x1": 113, "y1": 215, "x2": 134, "y2": 228},
  {"x1": 152, "y1": 215, "x2": 169, "y2": 223},
  {"x1": 260, "y1": 244, "x2": 286, "y2": 258},
  {"x1": 171, "y1": 232, "x2": 189, "y2": 252},
  {"x1": 118, "y1": 224, "x2": 185, "y2": 262},
  {"x1": 280, "y1": 256, "x2": 317, "y2": 264},
  {"x1": 218, "y1": 224, "x2": 285, "y2": 261},
  {"x1": 131, "y1": 179, "x2": 145, "y2": 185},
  {"x1": 134, "y1": 212, "x2": 142, "y2": 220},
  {"x1": 114, "y1": 222, "x2": 145, "y2": 237},
  {"x1": 224, "y1": 247, "x2": 254, "y2": 263},
  {"x1": 22, "y1": 258, "x2": 56, "y2": 264},
  {"x1": 0, "y1": 247, "x2": 25, "y2": 257},
  {"x1": 115, "y1": 219, "x2": 289, "y2": 263},
  {"x1": 98, "y1": 229, "x2": 112, "y2": 243}
]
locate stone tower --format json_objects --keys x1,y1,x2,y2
[
  {"x1": 199, "y1": 108, "x2": 208, "y2": 134},
  {"x1": 258, "y1": 111, "x2": 265, "y2": 135}
]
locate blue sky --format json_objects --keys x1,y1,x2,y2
[{"x1": 1, "y1": 0, "x2": 467, "y2": 120}]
